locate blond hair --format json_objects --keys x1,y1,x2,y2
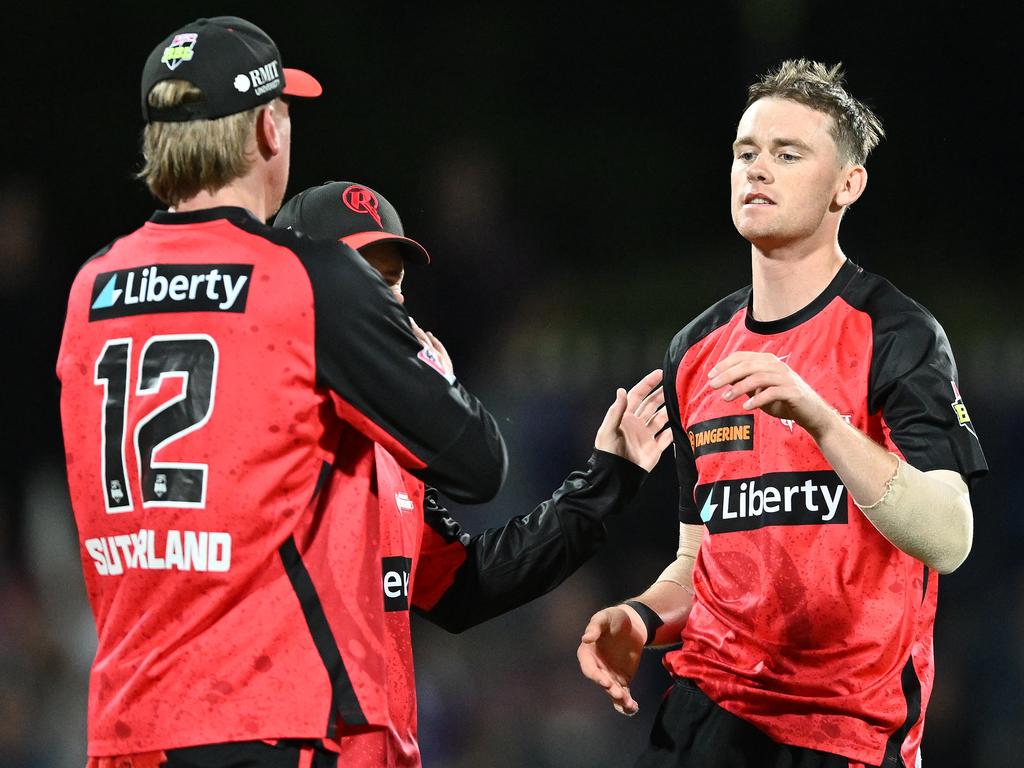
[
  {"x1": 138, "y1": 80, "x2": 260, "y2": 206},
  {"x1": 746, "y1": 59, "x2": 884, "y2": 166}
]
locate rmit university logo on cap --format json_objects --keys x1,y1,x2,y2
[
  {"x1": 89, "y1": 264, "x2": 253, "y2": 321},
  {"x1": 381, "y1": 556, "x2": 412, "y2": 611},
  {"x1": 161, "y1": 33, "x2": 198, "y2": 71},
  {"x1": 234, "y1": 60, "x2": 282, "y2": 96},
  {"x1": 342, "y1": 185, "x2": 383, "y2": 227}
]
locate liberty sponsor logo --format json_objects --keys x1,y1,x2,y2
[
  {"x1": 382, "y1": 556, "x2": 413, "y2": 611},
  {"x1": 89, "y1": 264, "x2": 252, "y2": 320},
  {"x1": 687, "y1": 415, "x2": 754, "y2": 458},
  {"x1": 696, "y1": 471, "x2": 848, "y2": 534},
  {"x1": 84, "y1": 528, "x2": 232, "y2": 574},
  {"x1": 234, "y1": 59, "x2": 281, "y2": 96},
  {"x1": 161, "y1": 33, "x2": 197, "y2": 70},
  {"x1": 342, "y1": 185, "x2": 383, "y2": 227},
  {"x1": 950, "y1": 380, "x2": 977, "y2": 438}
]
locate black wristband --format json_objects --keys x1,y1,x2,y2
[{"x1": 623, "y1": 600, "x2": 663, "y2": 646}]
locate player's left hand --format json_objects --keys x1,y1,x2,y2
[
  {"x1": 577, "y1": 605, "x2": 645, "y2": 716},
  {"x1": 708, "y1": 352, "x2": 834, "y2": 437},
  {"x1": 595, "y1": 369, "x2": 673, "y2": 472}
]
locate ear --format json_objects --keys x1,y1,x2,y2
[
  {"x1": 834, "y1": 164, "x2": 867, "y2": 209},
  {"x1": 255, "y1": 104, "x2": 281, "y2": 160}
]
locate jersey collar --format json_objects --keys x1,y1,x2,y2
[
  {"x1": 149, "y1": 206, "x2": 262, "y2": 226},
  {"x1": 745, "y1": 258, "x2": 861, "y2": 335}
]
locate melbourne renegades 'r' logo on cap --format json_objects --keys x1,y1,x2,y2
[
  {"x1": 162, "y1": 33, "x2": 198, "y2": 71},
  {"x1": 342, "y1": 185, "x2": 383, "y2": 228}
]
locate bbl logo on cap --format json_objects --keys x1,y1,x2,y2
[
  {"x1": 342, "y1": 186, "x2": 383, "y2": 228},
  {"x1": 161, "y1": 33, "x2": 198, "y2": 71}
]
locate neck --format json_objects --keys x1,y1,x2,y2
[
  {"x1": 174, "y1": 176, "x2": 273, "y2": 222},
  {"x1": 749, "y1": 236, "x2": 846, "y2": 322}
]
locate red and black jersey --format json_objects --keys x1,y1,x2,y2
[
  {"x1": 335, "y1": 449, "x2": 648, "y2": 767},
  {"x1": 55, "y1": 207, "x2": 507, "y2": 756},
  {"x1": 661, "y1": 259, "x2": 987, "y2": 766}
]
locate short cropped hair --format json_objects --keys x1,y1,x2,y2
[
  {"x1": 746, "y1": 59, "x2": 884, "y2": 165},
  {"x1": 138, "y1": 81, "x2": 260, "y2": 206}
]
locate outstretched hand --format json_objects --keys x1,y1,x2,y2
[
  {"x1": 577, "y1": 605, "x2": 646, "y2": 716},
  {"x1": 595, "y1": 369, "x2": 673, "y2": 472}
]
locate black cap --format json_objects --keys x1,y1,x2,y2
[
  {"x1": 141, "y1": 16, "x2": 322, "y2": 123},
  {"x1": 274, "y1": 182, "x2": 431, "y2": 264}
]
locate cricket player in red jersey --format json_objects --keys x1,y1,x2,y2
[
  {"x1": 273, "y1": 181, "x2": 674, "y2": 767},
  {"x1": 56, "y1": 18, "x2": 507, "y2": 768},
  {"x1": 577, "y1": 60, "x2": 988, "y2": 768}
]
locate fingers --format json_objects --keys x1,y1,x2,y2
[
  {"x1": 614, "y1": 693, "x2": 640, "y2": 717},
  {"x1": 720, "y1": 372, "x2": 783, "y2": 401},
  {"x1": 625, "y1": 369, "x2": 663, "y2": 411},
  {"x1": 580, "y1": 613, "x2": 609, "y2": 644},
  {"x1": 602, "y1": 388, "x2": 628, "y2": 430},
  {"x1": 635, "y1": 387, "x2": 666, "y2": 422},
  {"x1": 742, "y1": 386, "x2": 787, "y2": 411},
  {"x1": 647, "y1": 407, "x2": 670, "y2": 434},
  {"x1": 409, "y1": 317, "x2": 430, "y2": 345},
  {"x1": 708, "y1": 353, "x2": 787, "y2": 387},
  {"x1": 577, "y1": 642, "x2": 639, "y2": 714},
  {"x1": 426, "y1": 330, "x2": 448, "y2": 356},
  {"x1": 654, "y1": 424, "x2": 674, "y2": 453},
  {"x1": 609, "y1": 682, "x2": 639, "y2": 715}
]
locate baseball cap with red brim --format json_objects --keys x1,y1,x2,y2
[
  {"x1": 273, "y1": 181, "x2": 431, "y2": 264},
  {"x1": 141, "y1": 16, "x2": 322, "y2": 122}
]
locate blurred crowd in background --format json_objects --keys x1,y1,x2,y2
[{"x1": 3, "y1": 2, "x2": 1020, "y2": 766}]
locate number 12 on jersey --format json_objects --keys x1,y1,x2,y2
[{"x1": 94, "y1": 334, "x2": 219, "y2": 513}]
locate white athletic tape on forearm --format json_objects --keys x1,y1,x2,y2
[{"x1": 655, "y1": 523, "x2": 703, "y2": 591}]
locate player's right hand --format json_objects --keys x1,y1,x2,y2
[
  {"x1": 594, "y1": 369, "x2": 673, "y2": 472},
  {"x1": 576, "y1": 605, "x2": 646, "y2": 716}
]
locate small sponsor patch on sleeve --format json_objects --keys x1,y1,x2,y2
[
  {"x1": 417, "y1": 346, "x2": 455, "y2": 384},
  {"x1": 950, "y1": 380, "x2": 978, "y2": 438}
]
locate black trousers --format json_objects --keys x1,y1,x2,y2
[{"x1": 634, "y1": 678, "x2": 886, "y2": 768}]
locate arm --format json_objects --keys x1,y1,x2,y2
[
  {"x1": 297, "y1": 239, "x2": 507, "y2": 502},
  {"x1": 576, "y1": 522, "x2": 701, "y2": 715},
  {"x1": 413, "y1": 370, "x2": 672, "y2": 632},
  {"x1": 707, "y1": 350, "x2": 974, "y2": 573},
  {"x1": 578, "y1": 348, "x2": 702, "y2": 715}
]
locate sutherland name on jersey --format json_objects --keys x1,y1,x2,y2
[{"x1": 84, "y1": 528, "x2": 232, "y2": 574}]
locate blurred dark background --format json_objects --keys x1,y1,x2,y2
[{"x1": 3, "y1": 2, "x2": 1019, "y2": 766}]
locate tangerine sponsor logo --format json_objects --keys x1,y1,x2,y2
[{"x1": 686, "y1": 415, "x2": 754, "y2": 458}]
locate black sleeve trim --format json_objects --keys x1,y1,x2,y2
[
  {"x1": 846, "y1": 270, "x2": 988, "y2": 483},
  {"x1": 664, "y1": 337, "x2": 699, "y2": 522},
  {"x1": 416, "y1": 450, "x2": 647, "y2": 633}
]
